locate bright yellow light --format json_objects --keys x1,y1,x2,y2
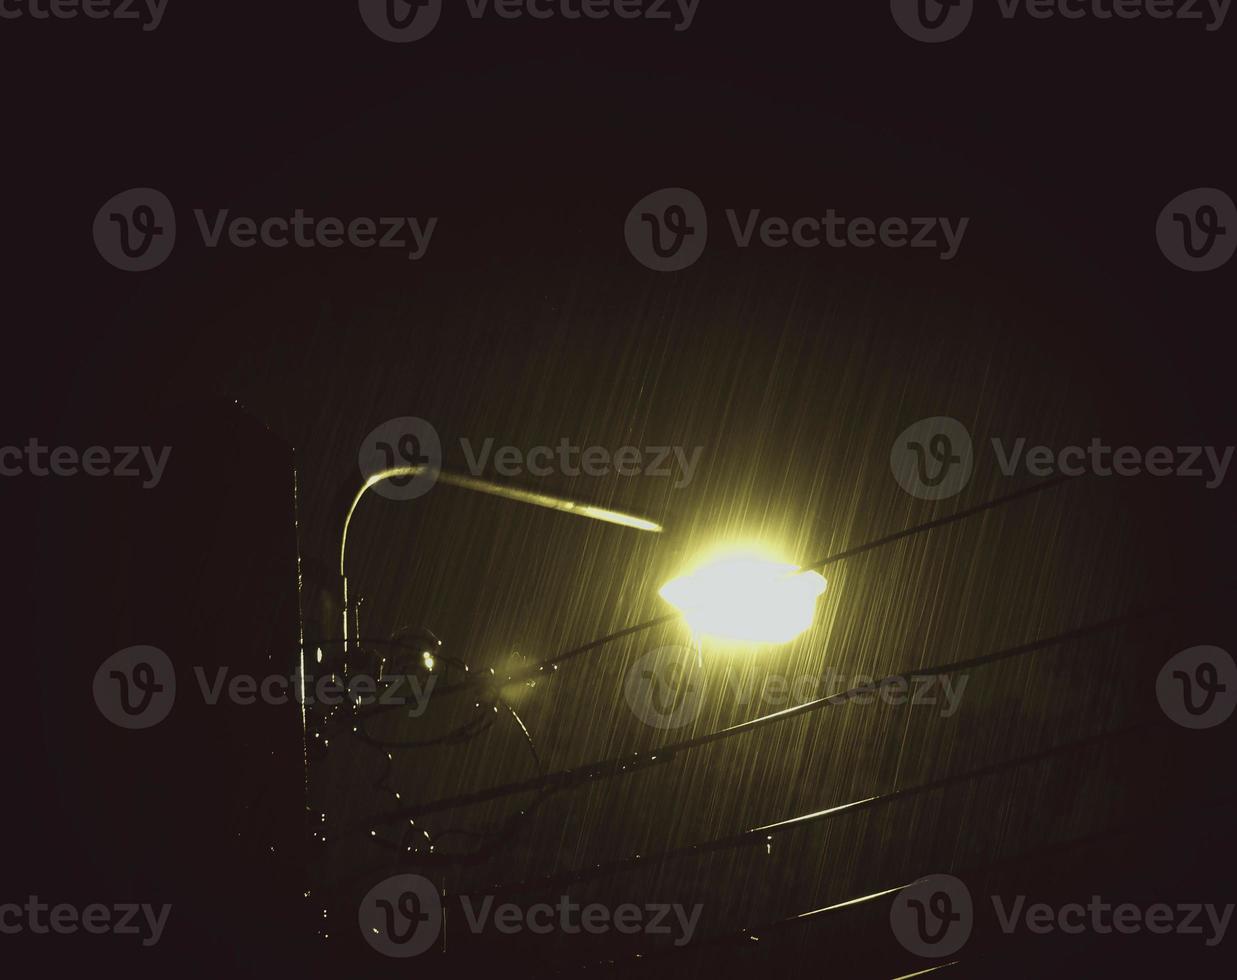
[{"x1": 658, "y1": 546, "x2": 827, "y2": 645}]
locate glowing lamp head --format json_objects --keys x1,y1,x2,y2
[{"x1": 659, "y1": 548, "x2": 827, "y2": 645}]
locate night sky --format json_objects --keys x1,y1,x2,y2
[{"x1": 4, "y1": 2, "x2": 1235, "y2": 977}]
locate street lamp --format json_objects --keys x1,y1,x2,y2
[{"x1": 659, "y1": 545, "x2": 827, "y2": 645}]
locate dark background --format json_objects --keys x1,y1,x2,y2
[{"x1": 3, "y1": 2, "x2": 1234, "y2": 977}]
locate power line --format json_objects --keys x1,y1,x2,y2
[
  {"x1": 371, "y1": 603, "x2": 1158, "y2": 827},
  {"x1": 567, "y1": 791, "x2": 1237, "y2": 971},
  {"x1": 468, "y1": 718, "x2": 1162, "y2": 897},
  {"x1": 499, "y1": 475, "x2": 1076, "y2": 687}
]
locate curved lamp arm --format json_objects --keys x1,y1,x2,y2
[{"x1": 336, "y1": 465, "x2": 663, "y2": 651}]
